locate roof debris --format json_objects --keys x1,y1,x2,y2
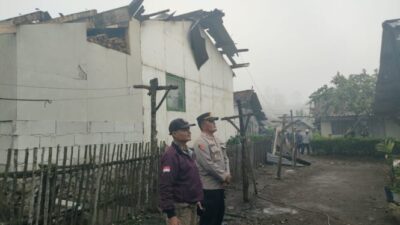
[{"x1": 0, "y1": 0, "x2": 248, "y2": 67}]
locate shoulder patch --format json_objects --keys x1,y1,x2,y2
[
  {"x1": 162, "y1": 166, "x2": 171, "y2": 173},
  {"x1": 198, "y1": 143, "x2": 206, "y2": 151}
]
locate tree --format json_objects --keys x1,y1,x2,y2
[{"x1": 309, "y1": 70, "x2": 377, "y2": 119}]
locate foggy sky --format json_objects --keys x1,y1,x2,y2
[{"x1": 1, "y1": 0, "x2": 399, "y2": 117}]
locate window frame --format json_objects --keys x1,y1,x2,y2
[{"x1": 166, "y1": 73, "x2": 186, "y2": 112}]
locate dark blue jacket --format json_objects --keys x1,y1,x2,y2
[{"x1": 159, "y1": 142, "x2": 203, "y2": 218}]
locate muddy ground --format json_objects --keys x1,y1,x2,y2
[
  {"x1": 141, "y1": 155, "x2": 397, "y2": 225},
  {"x1": 224, "y1": 155, "x2": 397, "y2": 225}
]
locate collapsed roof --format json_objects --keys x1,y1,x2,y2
[
  {"x1": 0, "y1": 0, "x2": 248, "y2": 69},
  {"x1": 234, "y1": 90, "x2": 267, "y2": 122},
  {"x1": 374, "y1": 18, "x2": 400, "y2": 117}
]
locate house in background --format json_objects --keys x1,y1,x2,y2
[
  {"x1": 285, "y1": 119, "x2": 314, "y2": 133},
  {"x1": 0, "y1": 1, "x2": 248, "y2": 167},
  {"x1": 320, "y1": 115, "x2": 385, "y2": 138},
  {"x1": 233, "y1": 90, "x2": 267, "y2": 135}
]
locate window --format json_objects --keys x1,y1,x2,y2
[{"x1": 166, "y1": 73, "x2": 186, "y2": 112}]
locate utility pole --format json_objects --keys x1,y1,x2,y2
[
  {"x1": 221, "y1": 100, "x2": 257, "y2": 202},
  {"x1": 134, "y1": 78, "x2": 177, "y2": 210}
]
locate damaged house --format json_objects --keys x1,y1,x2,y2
[
  {"x1": 373, "y1": 18, "x2": 400, "y2": 138},
  {"x1": 0, "y1": 1, "x2": 248, "y2": 166},
  {"x1": 233, "y1": 90, "x2": 267, "y2": 135}
]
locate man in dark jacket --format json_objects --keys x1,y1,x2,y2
[{"x1": 159, "y1": 118, "x2": 204, "y2": 225}]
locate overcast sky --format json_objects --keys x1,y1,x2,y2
[{"x1": 1, "y1": 0, "x2": 399, "y2": 117}]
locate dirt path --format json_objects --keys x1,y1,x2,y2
[{"x1": 224, "y1": 156, "x2": 397, "y2": 225}]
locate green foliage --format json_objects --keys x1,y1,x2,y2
[
  {"x1": 226, "y1": 135, "x2": 241, "y2": 145},
  {"x1": 376, "y1": 138, "x2": 396, "y2": 163},
  {"x1": 309, "y1": 70, "x2": 377, "y2": 118},
  {"x1": 376, "y1": 138, "x2": 396, "y2": 154},
  {"x1": 311, "y1": 137, "x2": 392, "y2": 157}
]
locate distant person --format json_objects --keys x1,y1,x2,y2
[
  {"x1": 193, "y1": 112, "x2": 231, "y2": 225},
  {"x1": 159, "y1": 118, "x2": 203, "y2": 225},
  {"x1": 301, "y1": 129, "x2": 312, "y2": 154},
  {"x1": 295, "y1": 129, "x2": 303, "y2": 154}
]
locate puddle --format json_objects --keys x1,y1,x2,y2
[{"x1": 262, "y1": 205, "x2": 298, "y2": 215}]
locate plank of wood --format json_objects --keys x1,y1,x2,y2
[
  {"x1": 28, "y1": 148, "x2": 38, "y2": 225},
  {"x1": 20, "y1": 148, "x2": 30, "y2": 225}
]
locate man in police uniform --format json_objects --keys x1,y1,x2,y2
[
  {"x1": 193, "y1": 112, "x2": 231, "y2": 225},
  {"x1": 159, "y1": 118, "x2": 203, "y2": 225}
]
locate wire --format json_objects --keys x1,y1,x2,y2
[
  {"x1": 53, "y1": 93, "x2": 140, "y2": 102},
  {"x1": 0, "y1": 82, "x2": 135, "y2": 91},
  {"x1": 0, "y1": 92, "x2": 142, "y2": 103},
  {"x1": 234, "y1": 55, "x2": 270, "y2": 107},
  {"x1": 0, "y1": 97, "x2": 51, "y2": 103}
]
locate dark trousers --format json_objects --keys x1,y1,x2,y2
[
  {"x1": 199, "y1": 189, "x2": 225, "y2": 225},
  {"x1": 301, "y1": 143, "x2": 310, "y2": 154}
]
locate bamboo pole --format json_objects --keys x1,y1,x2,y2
[
  {"x1": 43, "y1": 147, "x2": 53, "y2": 225},
  {"x1": 20, "y1": 148, "x2": 29, "y2": 225},
  {"x1": 91, "y1": 144, "x2": 103, "y2": 225},
  {"x1": 28, "y1": 147, "x2": 38, "y2": 225},
  {"x1": 35, "y1": 148, "x2": 45, "y2": 225}
]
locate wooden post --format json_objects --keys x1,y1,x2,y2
[
  {"x1": 290, "y1": 110, "x2": 297, "y2": 168},
  {"x1": 28, "y1": 148, "x2": 38, "y2": 225},
  {"x1": 237, "y1": 101, "x2": 250, "y2": 202},
  {"x1": 276, "y1": 115, "x2": 286, "y2": 180},
  {"x1": 134, "y1": 78, "x2": 177, "y2": 211},
  {"x1": 221, "y1": 100, "x2": 258, "y2": 202}
]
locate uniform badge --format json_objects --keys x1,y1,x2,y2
[
  {"x1": 198, "y1": 144, "x2": 205, "y2": 151},
  {"x1": 162, "y1": 166, "x2": 171, "y2": 173}
]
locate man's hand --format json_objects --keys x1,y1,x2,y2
[
  {"x1": 223, "y1": 174, "x2": 232, "y2": 185},
  {"x1": 197, "y1": 201, "x2": 204, "y2": 210},
  {"x1": 168, "y1": 216, "x2": 180, "y2": 225}
]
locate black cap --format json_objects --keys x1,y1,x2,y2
[
  {"x1": 169, "y1": 118, "x2": 195, "y2": 134},
  {"x1": 196, "y1": 112, "x2": 219, "y2": 127}
]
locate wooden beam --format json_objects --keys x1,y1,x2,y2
[
  {"x1": 231, "y1": 63, "x2": 250, "y2": 69},
  {"x1": 221, "y1": 113, "x2": 253, "y2": 121},
  {"x1": 219, "y1": 48, "x2": 249, "y2": 54},
  {"x1": 141, "y1": 9, "x2": 170, "y2": 19},
  {"x1": 237, "y1": 48, "x2": 249, "y2": 53}
]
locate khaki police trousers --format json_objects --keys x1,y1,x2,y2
[{"x1": 166, "y1": 203, "x2": 198, "y2": 225}]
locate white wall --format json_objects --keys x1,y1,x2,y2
[
  {"x1": 140, "y1": 20, "x2": 235, "y2": 144},
  {"x1": 320, "y1": 121, "x2": 332, "y2": 137},
  {"x1": 0, "y1": 33, "x2": 17, "y2": 121},
  {"x1": 0, "y1": 20, "x2": 144, "y2": 158}
]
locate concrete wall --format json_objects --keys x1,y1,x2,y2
[
  {"x1": 140, "y1": 20, "x2": 235, "y2": 144},
  {"x1": 320, "y1": 121, "x2": 332, "y2": 137},
  {"x1": 0, "y1": 33, "x2": 17, "y2": 121},
  {"x1": 0, "y1": 20, "x2": 144, "y2": 163}
]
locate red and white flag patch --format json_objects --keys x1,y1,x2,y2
[
  {"x1": 162, "y1": 166, "x2": 171, "y2": 173},
  {"x1": 198, "y1": 144, "x2": 205, "y2": 151}
]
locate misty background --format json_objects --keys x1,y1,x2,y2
[{"x1": 1, "y1": 0, "x2": 399, "y2": 118}]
